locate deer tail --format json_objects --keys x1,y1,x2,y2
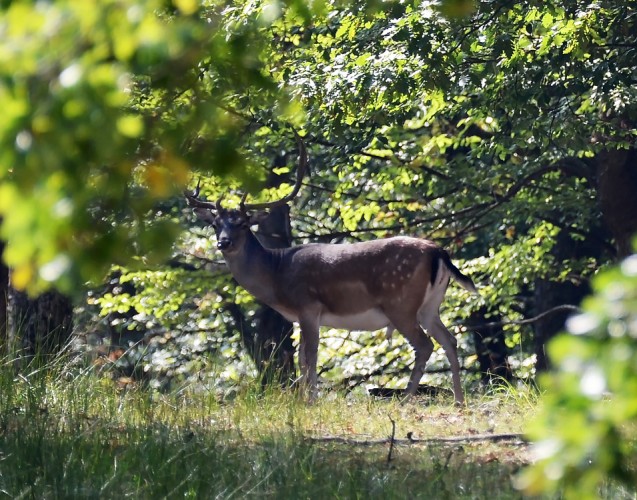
[{"x1": 440, "y1": 251, "x2": 478, "y2": 295}]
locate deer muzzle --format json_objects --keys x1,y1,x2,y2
[{"x1": 217, "y1": 238, "x2": 232, "y2": 251}]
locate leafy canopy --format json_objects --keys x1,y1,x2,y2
[{"x1": 0, "y1": 0, "x2": 306, "y2": 294}]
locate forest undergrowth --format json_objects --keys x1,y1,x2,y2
[{"x1": 0, "y1": 357, "x2": 629, "y2": 499}]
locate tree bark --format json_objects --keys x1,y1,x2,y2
[
  {"x1": 531, "y1": 144, "x2": 637, "y2": 372},
  {"x1": 0, "y1": 236, "x2": 8, "y2": 354},
  {"x1": 468, "y1": 307, "x2": 512, "y2": 383},
  {"x1": 597, "y1": 147, "x2": 637, "y2": 258},
  {"x1": 533, "y1": 229, "x2": 597, "y2": 371},
  {"x1": 533, "y1": 279, "x2": 588, "y2": 372},
  {"x1": 6, "y1": 275, "x2": 74, "y2": 363}
]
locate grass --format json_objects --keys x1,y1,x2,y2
[
  {"x1": 3, "y1": 360, "x2": 632, "y2": 499},
  {"x1": 0, "y1": 357, "x2": 540, "y2": 499}
]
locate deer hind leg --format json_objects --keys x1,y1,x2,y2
[{"x1": 419, "y1": 308, "x2": 464, "y2": 405}]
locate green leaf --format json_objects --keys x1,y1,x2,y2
[{"x1": 116, "y1": 114, "x2": 144, "y2": 138}]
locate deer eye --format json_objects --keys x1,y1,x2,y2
[{"x1": 228, "y1": 216, "x2": 246, "y2": 227}]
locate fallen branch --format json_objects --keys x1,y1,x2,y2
[{"x1": 308, "y1": 432, "x2": 526, "y2": 447}]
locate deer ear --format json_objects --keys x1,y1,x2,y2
[
  {"x1": 247, "y1": 210, "x2": 269, "y2": 226},
  {"x1": 193, "y1": 208, "x2": 217, "y2": 225}
]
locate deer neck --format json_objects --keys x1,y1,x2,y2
[{"x1": 223, "y1": 231, "x2": 281, "y2": 305}]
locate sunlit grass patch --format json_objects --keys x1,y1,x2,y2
[{"x1": 0, "y1": 358, "x2": 626, "y2": 499}]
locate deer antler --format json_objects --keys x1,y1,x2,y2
[
  {"x1": 241, "y1": 131, "x2": 308, "y2": 211},
  {"x1": 184, "y1": 178, "x2": 223, "y2": 211},
  {"x1": 238, "y1": 192, "x2": 249, "y2": 212},
  {"x1": 185, "y1": 131, "x2": 308, "y2": 212}
]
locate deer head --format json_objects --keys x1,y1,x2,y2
[{"x1": 185, "y1": 132, "x2": 307, "y2": 253}]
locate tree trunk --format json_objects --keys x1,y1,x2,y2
[
  {"x1": 533, "y1": 279, "x2": 588, "y2": 372},
  {"x1": 597, "y1": 147, "x2": 637, "y2": 258},
  {"x1": 533, "y1": 230, "x2": 596, "y2": 371},
  {"x1": 533, "y1": 145, "x2": 636, "y2": 371},
  {"x1": 251, "y1": 305, "x2": 295, "y2": 387},
  {"x1": 469, "y1": 307, "x2": 512, "y2": 384},
  {"x1": 7, "y1": 275, "x2": 74, "y2": 364},
  {"x1": 0, "y1": 236, "x2": 8, "y2": 354}
]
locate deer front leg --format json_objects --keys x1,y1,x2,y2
[{"x1": 298, "y1": 315, "x2": 320, "y2": 401}]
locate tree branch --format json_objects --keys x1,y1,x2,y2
[
  {"x1": 308, "y1": 432, "x2": 526, "y2": 447},
  {"x1": 457, "y1": 304, "x2": 581, "y2": 331}
]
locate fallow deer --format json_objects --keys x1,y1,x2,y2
[{"x1": 186, "y1": 134, "x2": 477, "y2": 404}]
